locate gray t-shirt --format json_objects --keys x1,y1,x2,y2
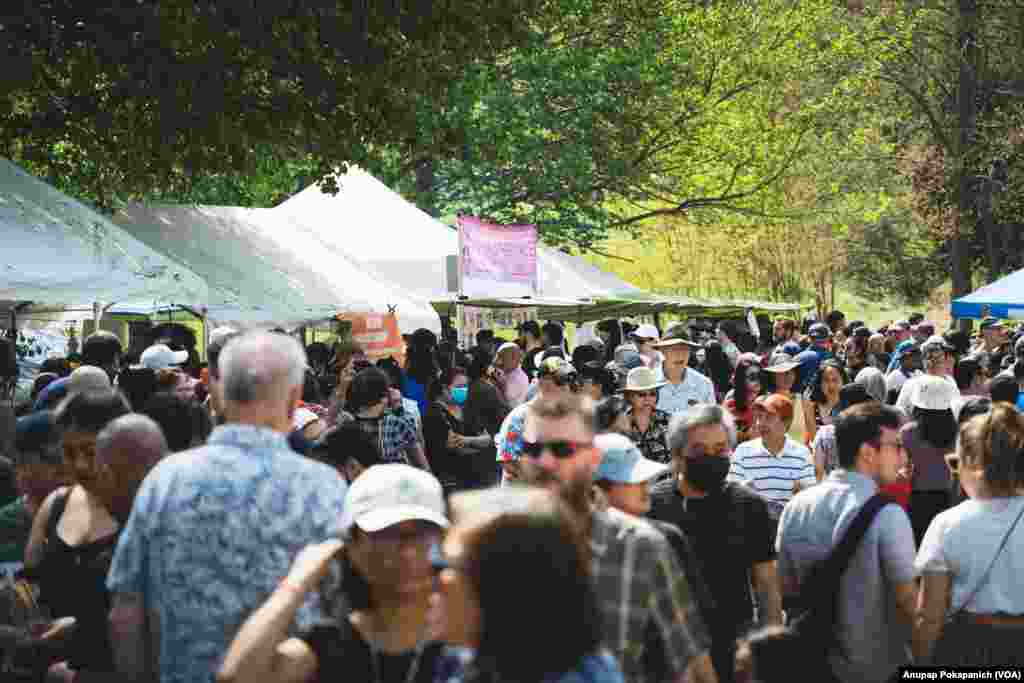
[
  {"x1": 915, "y1": 496, "x2": 1024, "y2": 615},
  {"x1": 777, "y1": 470, "x2": 915, "y2": 683}
]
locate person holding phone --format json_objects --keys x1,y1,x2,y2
[{"x1": 219, "y1": 464, "x2": 450, "y2": 683}]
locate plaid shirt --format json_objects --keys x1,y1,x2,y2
[
  {"x1": 590, "y1": 507, "x2": 708, "y2": 683},
  {"x1": 626, "y1": 409, "x2": 673, "y2": 464},
  {"x1": 341, "y1": 413, "x2": 418, "y2": 464}
]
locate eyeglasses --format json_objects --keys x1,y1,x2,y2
[
  {"x1": 521, "y1": 439, "x2": 588, "y2": 459},
  {"x1": 632, "y1": 390, "x2": 658, "y2": 398}
]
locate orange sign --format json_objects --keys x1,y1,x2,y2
[{"x1": 338, "y1": 313, "x2": 405, "y2": 363}]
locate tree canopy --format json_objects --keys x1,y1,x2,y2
[{"x1": 0, "y1": 0, "x2": 546, "y2": 207}]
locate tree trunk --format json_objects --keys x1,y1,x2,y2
[
  {"x1": 952, "y1": 0, "x2": 979, "y2": 331},
  {"x1": 415, "y1": 158, "x2": 437, "y2": 217}
]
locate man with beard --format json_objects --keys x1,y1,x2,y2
[
  {"x1": 647, "y1": 404, "x2": 780, "y2": 683},
  {"x1": 519, "y1": 396, "x2": 717, "y2": 683}
]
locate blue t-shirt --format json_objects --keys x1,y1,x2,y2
[{"x1": 402, "y1": 376, "x2": 429, "y2": 417}]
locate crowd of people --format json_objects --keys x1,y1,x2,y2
[{"x1": 0, "y1": 308, "x2": 1021, "y2": 683}]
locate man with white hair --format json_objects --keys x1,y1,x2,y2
[{"x1": 106, "y1": 332, "x2": 348, "y2": 683}]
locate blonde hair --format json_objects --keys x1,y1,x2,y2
[{"x1": 958, "y1": 403, "x2": 1024, "y2": 496}]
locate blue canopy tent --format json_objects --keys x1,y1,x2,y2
[{"x1": 951, "y1": 268, "x2": 1024, "y2": 319}]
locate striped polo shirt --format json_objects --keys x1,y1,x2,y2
[{"x1": 728, "y1": 436, "x2": 816, "y2": 512}]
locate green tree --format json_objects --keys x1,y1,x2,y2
[
  {"x1": 396, "y1": 0, "x2": 905, "y2": 250},
  {"x1": 1, "y1": 1, "x2": 547, "y2": 208}
]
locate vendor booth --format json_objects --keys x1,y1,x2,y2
[{"x1": 951, "y1": 268, "x2": 1024, "y2": 320}]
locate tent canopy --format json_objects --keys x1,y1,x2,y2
[
  {"x1": 276, "y1": 168, "x2": 645, "y2": 302},
  {"x1": 279, "y1": 169, "x2": 801, "y2": 321},
  {"x1": 114, "y1": 204, "x2": 441, "y2": 332},
  {"x1": 0, "y1": 158, "x2": 208, "y2": 306},
  {"x1": 951, "y1": 269, "x2": 1024, "y2": 320}
]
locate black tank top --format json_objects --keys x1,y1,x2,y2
[{"x1": 35, "y1": 489, "x2": 119, "y2": 672}]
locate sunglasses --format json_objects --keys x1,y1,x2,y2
[
  {"x1": 745, "y1": 371, "x2": 762, "y2": 381},
  {"x1": 631, "y1": 390, "x2": 658, "y2": 398},
  {"x1": 521, "y1": 439, "x2": 587, "y2": 459}
]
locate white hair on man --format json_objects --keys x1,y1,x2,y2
[
  {"x1": 667, "y1": 404, "x2": 737, "y2": 461},
  {"x1": 220, "y1": 331, "x2": 307, "y2": 404}
]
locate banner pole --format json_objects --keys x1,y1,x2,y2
[{"x1": 456, "y1": 216, "x2": 466, "y2": 350}]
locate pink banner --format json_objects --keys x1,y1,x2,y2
[{"x1": 458, "y1": 216, "x2": 538, "y2": 297}]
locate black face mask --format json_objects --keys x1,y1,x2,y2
[{"x1": 684, "y1": 454, "x2": 731, "y2": 493}]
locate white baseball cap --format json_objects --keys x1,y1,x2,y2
[
  {"x1": 340, "y1": 464, "x2": 449, "y2": 535},
  {"x1": 631, "y1": 323, "x2": 660, "y2": 341},
  {"x1": 140, "y1": 344, "x2": 189, "y2": 371}
]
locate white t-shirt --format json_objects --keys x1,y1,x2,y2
[{"x1": 915, "y1": 496, "x2": 1024, "y2": 615}]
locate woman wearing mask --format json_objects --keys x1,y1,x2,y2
[
  {"x1": 423, "y1": 367, "x2": 494, "y2": 495},
  {"x1": 436, "y1": 486, "x2": 624, "y2": 683},
  {"x1": 725, "y1": 359, "x2": 763, "y2": 444},
  {"x1": 913, "y1": 404, "x2": 1024, "y2": 667},
  {"x1": 219, "y1": 465, "x2": 450, "y2": 683},
  {"x1": 802, "y1": 360, "x2": 848, "y2": 445}
]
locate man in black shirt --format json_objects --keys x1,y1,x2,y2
[{"x1": 647, "y1": 403, "x2": 781, "y2": 683}]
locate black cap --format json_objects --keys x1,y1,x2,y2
[{"x1": 808, "y1": 323, "x2": 830, "y2": 341}]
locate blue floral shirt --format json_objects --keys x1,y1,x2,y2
[{"x1": 106, "y1": 424, "x2": 348, "y2": 683}]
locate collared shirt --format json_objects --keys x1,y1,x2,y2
[
  {"x1": 337, "y1": 412, "x2": 418, "y2": 463},
  {"x1": 626, "y1": 408, "x2": 673, "y2": 464},
  {"x1": 106, "y1": 424, "x2": 348, "y2": 683},
  {"x1": 590, "y1": 507, "x2": 707, "y2": 683},
  {"x1": 729, "y1": 436, "x2": 816, "y2": 514},
  {"x1": 656, "y1": 368, "x2": 716, "y2": 416},
  {"x1": 776, "y1": 470, "x2": 915, "y2": 683}
]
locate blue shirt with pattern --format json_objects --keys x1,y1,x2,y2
[{"x1": 106, "y1": 424, "x2": 348, "y2": 683}]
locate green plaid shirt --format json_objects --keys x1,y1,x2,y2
[{"x1": 589, "y1": 507, "x2": 708, "y2": 683}]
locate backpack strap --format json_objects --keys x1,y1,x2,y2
[{"x1": 822, "y1": 493, "x2": 892, "y2": 580}]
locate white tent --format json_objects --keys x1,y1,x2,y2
[
  {"x1": 0, "y1": 158, "x2": 208, "y2": 305},
  {"x1": 113, "y1": 203, "x2": 441, "y2": 332},
  {"x1": 274, "y1": 168, "x2": 646, "y2": 304}
]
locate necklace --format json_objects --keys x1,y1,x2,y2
[{"x1": 366, "y1": 616, "x2": 430, "y2": 683}]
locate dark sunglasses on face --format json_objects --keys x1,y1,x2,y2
[
  {"x1": 633, "y1": 390, "x2": 658, "y2": 398},
  {"x1": 521, "y1": 439, "x2": 587, "y2": 459},
  {"x1": 746, "y1": 371, "x2": 762, "y2": 381}
]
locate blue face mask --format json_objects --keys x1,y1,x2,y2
[{"x1": 450, "y1": 386, "x2": 469, "y2": 405}]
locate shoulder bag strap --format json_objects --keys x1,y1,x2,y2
[
  {"x1": 822, "y1": 493, "x2": 892, "y2": 579},
  {"x1": 954, "y1": 498, "x2": 1024, "y2": 614}
]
